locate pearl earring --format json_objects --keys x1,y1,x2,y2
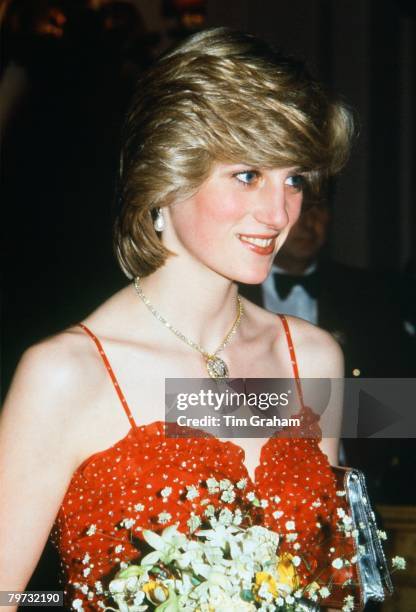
[{"x1": 153, "y1": 208, "x2": 165, "y2": 232}]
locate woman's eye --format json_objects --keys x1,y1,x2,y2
[
  {"x1": 285, "y1": 174, "x2": 305, "y2": 191},
  {"x1": 234, "y1": 170, "x2": 260, "y2": 186}
]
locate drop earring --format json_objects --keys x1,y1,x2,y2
[{"x1": 153, "y1": 208, "x2": 165, "y2": 232}]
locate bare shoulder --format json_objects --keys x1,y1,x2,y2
[
  {"x1": 1, "y1": 326, "x2": 108, "y2": 458},
  {"x1": 239, "y1": 298, "x2": 343, "y2": 378},
  {"x1": 9, "y1": 325, "x2": 104, "y2": 405},
  {"x1": 281, "y1": 315, "x2": 344, "y2": 378}
]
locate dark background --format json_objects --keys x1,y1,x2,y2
[
  {"x1": 1, "y1": 0, "x2": 415, "y2": 607},
  {"x1": 2, "y1": 0, "x2": 415, "y2": 388}
]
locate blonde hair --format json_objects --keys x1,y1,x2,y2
[{"x1": 115, "y1": 27, "x2": 354, "y2": 278}]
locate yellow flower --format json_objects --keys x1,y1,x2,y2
[
  {"x1": 276, "y1": 553, "x2": 300, "y2": 592},
  {"x1": 142, "y1": 580, "x2": 169, "y2": 604},
  {"x1": 255, "y1": 571, "x2": 278, "y2": 597}
]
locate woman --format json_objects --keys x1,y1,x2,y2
[{"x1": 0, "y1": 28, "x2": 354, "y2": 610}]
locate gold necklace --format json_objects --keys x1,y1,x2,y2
[{"x1": 133, "y1": 277, "x2": 244, "y2": 379}]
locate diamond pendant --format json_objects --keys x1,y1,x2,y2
[{"x1": 206, "y1": 355, "x2": 229, "y2": 379}]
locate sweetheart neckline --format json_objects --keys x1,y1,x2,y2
[{"x1": 72, "y1": 419, "x2": 275, "y2": 485}]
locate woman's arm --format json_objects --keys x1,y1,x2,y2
[{"x1": 0, "y1": 338, "x2": 84, "y2": 609}]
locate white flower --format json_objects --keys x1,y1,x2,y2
[
  {"x1": 134, "y1": 503, "x2": 144, "y2": 512},
  {"x1": 336, "y1": 489, "x2": 346, "y2": 496},
  {"x1": 337, "y1": 507, "x2": 346, "y2": 518},
  {"x1": 187, "y1": 513, "x2": 201, "y2": 533},
  {"x1": 141, "y1": 524, "x2": 187, "y2": 566},
  {"x1": 82, "y1": 553, "x2": 90, "y2": 565},
  {"x1": 218, "y1": 507, "x2": 233, "y2": 526},
  {"x1": 82, "y1": 568, "x2": 91, "y2": 577},
  {"x1": 206, "y1": 477, "x2": 219, "y2": 493},
  {"x1": 186, "y1": 484, "x2": 199, "y2": 500},
  {"x1": 286, "y1": 532, "x2": 298, "y2": 542},
  {"x1": 293, "y1": 542, "x2": 301, "y2": 550},
  {"x1": 319, "y1": 586, "x2": 331, "y2": 598},
  {"x1": 276, "y1": 597, "x2": 284, "y2": 606},
  {"x1": 312, "y1": 500, "x2": 321, "y2": 508},
  {"x1": 260, "y1": 499, "x2": 269, "y2": 508},
  {"x1": 133, "y1": 591, "x2": 145, "y2": 605},
  {"x1": 237, "y1": 478, "x2": 248, "y2": 489},
  {"x1": 161, "y1": 486, "x2": 172, "y2": 498},
  {"x1": 285, "y1": 594, "x2": 295, "y2": 604},
  {"x1": 108, "y1": 579, "x2": 125, "y2": 594},
  {"x1": 221, "y1": 489, "x2": 236, "y2": 503},
  {"x1": 377, "y1": 529, "x2": 387, "y2": 541},
  {"x1": 292, "y1": 555, "x2": 301, "y2": 567},
  {"x1": 219, "y1": 478, "x2": 232, "y2": 490},
  {"x1": 392, "y1": 556, "x2": 406, "y2": 570},
  {"x1": 80, "y1": 585, "x2": 88, "y2": 595},
  {"x1": 246, "y1": 491, "x2": 256, "y2": 501},
  {"x1": 121, "y1": 518, "x2": 135, "y2": 529},
  {"x1": 332, "y1": 557, "x2": 344, "y2": 569},
  {"x1": 342, "y1": 594, "x2": 355, "y2": 611},
  {"x1": 86, "y1": 524, "x2": 96, "y2": 536},
  {"x1": 342, "y1": 515, "x2": 353, "y2": 527},
  {"x1": 258, "y1": 580, "x2": 273, "y2": 602},
  {"x1": 273, "y1": 495, "x2": 281, "y2": 504},
  {"x1": 204, "y1": 504, "x2": 216, "y2": 517},
  {"x1": 233, "y1": 508, "x2": 243, "y2": 526},
  {"x1": 272, "y1": 510, "x2": 283, "y2": 519},
  {"x1": 285, "y1": 520, "x2": 296, "y2": 531},
  {"x1": 72, "y1": 599, "x2": 83, "y2": 611},
  {"x1": 94, "y1": 582, "x2": 103, "y2": 595},
  {"x1": 114, "y1": 545, "x2": 124, "y2": 554},
  {"x1": 157, "y1": 511, "x2": 172, "y2": 525}
]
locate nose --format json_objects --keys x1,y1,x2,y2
[{"x1": 251, "y1": 178, "x2": 291, "y2": 230}]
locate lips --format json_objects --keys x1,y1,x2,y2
[{"x1": 238, "y1": 233, "x2": 277, "y2": 255}]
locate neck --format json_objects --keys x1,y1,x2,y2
[{"x1": 133, "y1": 257, "x2": 239, "y2": 351}]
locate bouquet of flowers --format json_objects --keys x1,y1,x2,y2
[
  {"x1": 73, "y1": 476, "x2": 405, "y2": 612},
  {"x1": 104, "y1": 517, "x2": 328, "y2": 612}
]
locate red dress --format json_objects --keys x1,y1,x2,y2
[{"x1": 51, "y1": 315, "x2": 354, "y2": 610}]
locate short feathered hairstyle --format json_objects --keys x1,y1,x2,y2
[{"x1": 115, "y1": 27, "x2": 354, "y2": 278}]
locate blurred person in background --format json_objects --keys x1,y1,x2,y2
[{"x1": 240, "y1": 199, "x2": 411, "y2": 379}]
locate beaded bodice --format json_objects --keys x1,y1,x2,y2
[{"x1": 51, "y1": 316, "x2": 353, "y2": 610}]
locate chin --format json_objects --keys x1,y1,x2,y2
[{"x1": 233, "y1": 268, "x2": 270, "y2": 286}]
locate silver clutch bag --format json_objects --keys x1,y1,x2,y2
[{"x1": 332, "y1": 466, "x2": 394, "y2": 609}]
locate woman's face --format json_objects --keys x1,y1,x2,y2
[{"x1": 164, "y1": 162, "x2": 304, "y2": 284}]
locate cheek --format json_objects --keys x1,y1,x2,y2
[
  {"x1": 173, "y1": 189, "x2": 242, "y2": 243},
  {"x1": 288, "y1": 195, "x2": 303, "y2": 227}
]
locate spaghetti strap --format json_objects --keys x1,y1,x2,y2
[
  {"x1": 277, "y1": 314, "x2": 305, "y2": 409},
  {"x1": 78, "y1": 323, "x2": 138, "y2": 431}
]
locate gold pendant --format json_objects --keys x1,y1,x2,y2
[{"x1": 206, "y1": 355, "x2": 229, "y2": 379}]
